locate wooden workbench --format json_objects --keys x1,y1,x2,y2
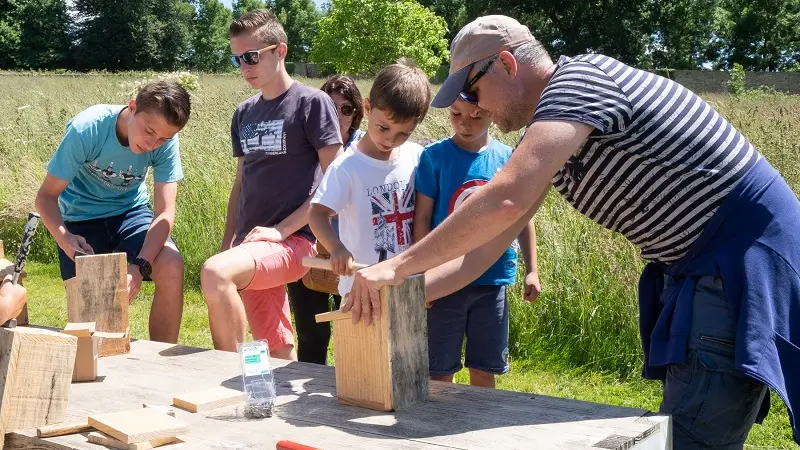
[{"x1": 5, "y1": 339, "x2": 671, "y2": 449}]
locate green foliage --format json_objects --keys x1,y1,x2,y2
[
  {"x1": 0, "y1": 0, "x2": 70, "y2": 70},
  {"x1": 275, "y1": 0, "x2": 321, "y2": 62},
  {"x1": 72, "y1": 0, "x2": 194, "y2": 71},
  {"x1": 192, "y1": 0, "x2": 235, "y2": 72},
  {"x1": 729, "y1": 62, "x2": 746, "y2": 95},
  {"x1": 310, "y1": 0, "x2": 449, "y2": 76},
  {"x1": 233, "y1": 0, "x2": 269, "y2": 18}
]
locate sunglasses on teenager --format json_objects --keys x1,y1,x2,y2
[
  {"x1": 460, "y1": 55, "x2": 498, "y2": 104},
  {"x1": 229, "y1": 44, "x2": 278, "y2": 68},
  {"x1": 337, "y1": 103, "x2": 355, "y2": 117}
]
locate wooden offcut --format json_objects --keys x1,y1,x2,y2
[
  {"x1": 0, "y1": 240, "x2": 29, "y2": 325},
  {"x1": 0, "y1": 327, "x2": 78, "y2": 447},
  {"x1": 88, "y1": 408, "x2": 189, "y2": 444},
  {"x1": 88, "y1": 431, "x2": 179, "y2": 450},
  {"x1": 314, "y1": 269, "x2": 429, "y2": 412},
  {"x1": 67, "y1": 252, "x2": 130, "y2": 356},
  {"x1": 36, "y1": 420, "x2": 93, "y2": 438},
  {"x1": 173, "y1": 386, "x2": 242, "y2": 413},
  {"x1": 61, "y1": 323, "x2": 99, "y2": 382}
]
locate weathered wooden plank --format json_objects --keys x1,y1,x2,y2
[
  {"x1": 68, "y1": 253, "x2": 129, "y2": 356},
  {"x1": 384, "y1": 274, "x2": 428, "y2": 410},
  {"x1": 0, "y1": 328, "x2": 78, "y2": 448},
  {"x1": 88, "y1": 409, "x2": 188, "y2": 444}
]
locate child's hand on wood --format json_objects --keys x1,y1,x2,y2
[
  {"x1": 524, "y1": 271, "x2": 541, "y2": 302},
  {"x1": 330, "y1": 246, "x2": 355, "y2": 276}
]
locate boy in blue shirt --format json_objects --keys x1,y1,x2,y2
[
  {"x1": 35, "y1": 80, "x2": 190, "y2": 344},
  {"x1": 414, "y1": 94, "x2": 540, "y2": 387}
]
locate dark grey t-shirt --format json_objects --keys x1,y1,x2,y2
[{"x1": 231, "y1": 82, "x2": 342, "y2": 244}]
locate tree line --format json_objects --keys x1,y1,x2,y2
[{"x1": 0, "y1": 0, "x2": 798, "y2": 74}]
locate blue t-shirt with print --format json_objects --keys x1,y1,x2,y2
[
  {"x1": 47, "y1": 105, "x2": 183, "y2": 222},
  {"x1": 415, "y1": 137, "x2": 517, "y2": 286}
]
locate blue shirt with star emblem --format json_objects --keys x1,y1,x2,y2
[
  {"x1": 415, "y1": 137, "x2": 518, "y2": 286},
  {"x1": 46, "y1": 104, "x2": 183, "y2": 222}
]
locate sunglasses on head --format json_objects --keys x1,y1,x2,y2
[
  {"x1": 337, "y1": 103, "x2": 355, "y2": 117},
  {"x1": 229, "y1": 44, "x2": 278, "y2": 68},
  {"x1": 460, "y1": 55, "x2": 498, "y2": 105}
]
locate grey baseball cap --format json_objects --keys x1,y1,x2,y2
[{"x1": 431, "y1": 15, "x2": 534, "y2": 108}]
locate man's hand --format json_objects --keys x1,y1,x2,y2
[
  {"x1": 524, "y1": 271, "x2": 541, "y2": 302},
  {"x1": 127, "y1": 265, "x2": 143, "y2": 303},
  {"x1": 330, "y1": 246, "x2": 355, "y2": 276},
  {"x1": 241, "y1": 226, "x2": 285, "y2": 244},
  {"x1": 0, "y1": 274, "x2": 28, "y2": 323},
  {"x1": 59, "y1": 232, "x2": 94, "y2": 260},
  {"x1": 346, "y1": 259, "x2": 404, "y2": 325}
]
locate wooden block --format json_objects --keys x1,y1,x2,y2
[
  {"x1": 173, "y1": 386, "x2": 242, "y2": 413},
  {"x1": 88, "y1": 431, "x2": 179, "y2": 450},
  {"x1": 36, "y1": 420, "x2": 93, "y2": 437},
  {"x1": 88, "y1": 408, "x2": 189, "y2": 444},
  {"x1": 0, "y1": 327, "x2": 78, "y2": 447},
  {"x1": 314, "y1": 310, "x2": 352, "y2": 323},
  {"x1": 68, "y1": 253, "x2": 130, "y2": 356},
  {"x1": 331, "y1": 274, "x2": 428, "y2": 411}
]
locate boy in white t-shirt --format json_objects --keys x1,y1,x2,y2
[{"x1": 310, "y1": 60, "x2": 431, "y2": 301}]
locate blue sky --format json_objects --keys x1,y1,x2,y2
[{"x1": 220, "y1": 0, "x2": 327, "y2": 9}]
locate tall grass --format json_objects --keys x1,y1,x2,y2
[{"x1": 2, "y1": 73, "x2": 799, "y2": 378}]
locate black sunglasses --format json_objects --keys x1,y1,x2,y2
[
  {"x1": 229, "y1": 44, "x2": 278, "y2": 68},
  {"x1": 337, "y1": 103, "x2": 355, "y2": 117},
  {"x1": 460, "y1": 56, "x2": 497, "y2": 104}
]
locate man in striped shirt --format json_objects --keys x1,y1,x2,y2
[{"x1": 347, "y1": 15, "x2": 800, "y2": 448}]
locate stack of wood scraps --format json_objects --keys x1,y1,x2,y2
[{"x1": 87, "y1": 408, "x2": 188, "y2": 449}]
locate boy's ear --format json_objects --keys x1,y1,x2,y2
[
  {"x1": 277, "y1": 42, "x2": 288, "y2": 60},
  {"x1": 363, "y1": 98, "x2": 371, "y2": 114},
  {"x1": 127, "y1": 99, "x2": 136, "y2": 114}
]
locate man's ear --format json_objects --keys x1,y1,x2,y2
[{"x1": 497, "y1": 50, "x2": 519, "y2": 79}]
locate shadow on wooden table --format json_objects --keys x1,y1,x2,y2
[{"x1": 219, "y1": 361, "x2": 654, "y2": 446}]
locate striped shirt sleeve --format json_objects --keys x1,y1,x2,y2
[{"x1": 532, "y1": 61, "x2": 633, "y2": 134}]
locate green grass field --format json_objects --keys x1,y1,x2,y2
[{"x1": 1, "y1": 72, "x2": 799, "y2": 448}]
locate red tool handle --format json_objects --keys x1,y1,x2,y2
[{"x1": 276, "y1": 441, "x2": 320, "y2": 450}]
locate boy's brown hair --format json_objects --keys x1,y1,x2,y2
[
  {"x1": 135, "y1": 80, "x2": 191, "y2": 128},
  {"x1": 369, "y1": 58, "x2": 431, "y2": 124},
  {"x1": 229, "y1": 9, "x2": 287, "y2": 45}
]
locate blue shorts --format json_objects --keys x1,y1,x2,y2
[
  {"x1": 426, "y1": 285, "x2": 509, "y2": 376},
  {"x1": 57, "y1": 204, "x2": 176, "y2": 281}
]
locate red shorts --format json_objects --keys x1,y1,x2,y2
[{"x1": 237, "y1": 235, "x2": 316, "y2": 350}]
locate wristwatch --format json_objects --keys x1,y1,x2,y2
[{"x1": 131, "y1": 258, "x2": 153, "y2": 278}]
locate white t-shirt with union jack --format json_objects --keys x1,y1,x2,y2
[{"x1": 312, "y1": 141, "x2": 423, "y2": 296}]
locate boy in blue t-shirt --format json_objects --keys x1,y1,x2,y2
[
  {"x1": 414, "y1": 94, "x2": 540, "y2": 388},
  {"x1": 35, "y1": 80, "x2": 190, "y2": 344}
]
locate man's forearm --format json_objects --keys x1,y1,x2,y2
[
  {"x1": 137, "y1": 212, "x2": 174, "y2": 263},
  {"x1": 425, "y1": 198, "x2": 540, "y2": 301},
  {"x1": 35, "y1": 194, "x2": 69, "y2": 246}
]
